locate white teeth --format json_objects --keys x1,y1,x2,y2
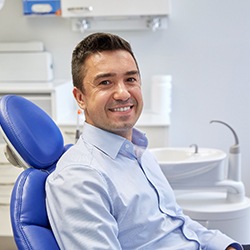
[{"x1": 113, "y1": 106, "x2": 130, "y2": 112}]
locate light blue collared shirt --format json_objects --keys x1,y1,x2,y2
[{"x1": 46, "y1": 123, "x2": 241, "y2": 250}]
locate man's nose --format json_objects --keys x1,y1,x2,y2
[{"x1": 113, "y1": 82, "x2": 131, "y2": 100}]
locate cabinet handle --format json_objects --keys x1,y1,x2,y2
[
  {"x1": 0, "y1": 182, "x2": 15, "y2": 186},
  {"x1": 64, "y1": 131, "x2": 75, "y2": 135},
  {"x1": 0, "y1": 202, "x2": 9, "y2": 206},
  {"x1": 67, "y1": 6, "x2": 93, "y2": 13}
]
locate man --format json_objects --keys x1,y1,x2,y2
[{"x1": 46, "y1": 33, "x2": 242, "y2": 249}]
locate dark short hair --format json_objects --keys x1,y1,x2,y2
[{"x1": 71, "y1": 32, "x2": 139, "y2": 91}]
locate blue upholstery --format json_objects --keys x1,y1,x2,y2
[
  {"x1": 0, "y1": 95, "x2": 64, "y2": 168},
  {"x1": 10, "y1": 165, "x2": 60, "y2": 250},
  {"x1": 0, "y1": 95, "x2": 72, "y2": 250}
]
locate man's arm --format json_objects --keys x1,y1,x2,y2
[{"x1": 46, "y1": 165, "x2": 122, "y2": 249}]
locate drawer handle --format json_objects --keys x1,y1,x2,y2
[
  {"x1": 64, "y1": 131, "x2": 75, "y2": 135},
  {"x1": 0, "y1": 163, "x2": 13, "y2": 166},
  {"x1": 67, "y1": 6, "x2": 93, "y2": 13},
  {"x1": 0, "y1": 202, "x2": 10, "y2": 206},
  {"x1": 0, "y1": 182, "x2": 15, "y2": 186}
]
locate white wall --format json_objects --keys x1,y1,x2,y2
[{"x1": 1, "y1": 0, "x2": 250, "y2": 195}]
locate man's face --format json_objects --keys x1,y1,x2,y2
[{"x1": 73, "y1": 50, "x2": 143, "y2": 140}]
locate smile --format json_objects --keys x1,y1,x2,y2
[{"x1": 112, "y1": 106, "x2": 131, "y2": 112}]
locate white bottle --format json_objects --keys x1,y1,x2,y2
[{"x1": 151, "y1": 75, "x2": 172, "y2": 115}]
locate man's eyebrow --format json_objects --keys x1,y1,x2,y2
[
  {"x1": 125, "y1": 70, "x2": 140, "y2": 76},
  {"x1": 94, "y1": 70, "x2": 139, "y2": 81},
  {"x1": 94, "y1": 73, "x2": 116, "y2": 81}
]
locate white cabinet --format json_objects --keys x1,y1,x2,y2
[
  {"x1": 61, "y1": 0, "x2": 170, "y2": 17},
  {"x1": 0, "y1": 143, "x2": 22, "y2": 250},
  {"x1": 136, "y1": 125, "x2": 169, "y2": 148},
  {"x1": 0, "y1": 144, "x2": 22, "y2": 238},
  {"x1": 61, "y1": 0, "x2": 170, "y2": 31},
  {"x1": 0, "y1": 80, "x2": 76, "y2": 125}
]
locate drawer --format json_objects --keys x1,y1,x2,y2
[
  {"x1": 0, "y1": 165, "x2": 22, "y2": 184},
  {"x1": 61, "y1": 0, "x2": 169, "y2": 17},
  {"x1": 0, "y1": 144, "x2": 22, "y2": 184},
  {"x1": 0, "y1": 184, "x2": 13, "y2": 205},
  {"x1": 60, "y1": 126, "x2": 78, "y2": 145},
  {"x1": 0, "y1": 236, "x2": 16, "y2": 250},
  {"x1": 0, "y1": 205, "x2": 13, "y2": 236}
]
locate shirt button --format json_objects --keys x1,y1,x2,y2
[{"x1": 125, "y1": 144, "x2": 130, "y2": 149}]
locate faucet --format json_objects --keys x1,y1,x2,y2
[
  {"x1": 189, "y1": 144, "x2": 199, "y2": 154},
  {"x1": 210, "y1": 120, "x2": 245, "y2": 202},
  {"x1": 210, "y1": 120, "x2": 241, "y2": 181}
]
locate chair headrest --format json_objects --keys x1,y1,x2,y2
[{"x1": 0, "y1": 95, "x2": 64, "y2": 169}]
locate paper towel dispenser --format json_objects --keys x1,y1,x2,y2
[{"x1": 61, "y1": 0, "x2": 170, "y2": 32}]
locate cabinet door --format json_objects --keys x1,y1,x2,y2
[{"x1": 61, "y1": 0, "x2": 169, "y2": 17}]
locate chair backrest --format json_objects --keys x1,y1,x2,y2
[{"x1": 0, "y1": 95, "x2": 71, "y2": 250}]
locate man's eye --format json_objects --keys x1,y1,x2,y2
[
  {"x1": 100, "y1": 80, "x2": 110, "y2": 85},
  {"x1": 127, "y1": 77, "x2": 136, "y2": 83}
]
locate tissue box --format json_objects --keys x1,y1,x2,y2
[{"x1": 22, "y1": 0, "x2": 61, "y2": 15}]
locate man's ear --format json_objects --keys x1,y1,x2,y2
[{"x1": 73, "y1": 87, "x2": 86, "y2": 110}]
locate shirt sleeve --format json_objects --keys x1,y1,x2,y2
[
  {"x1": 46, "y1": 164, "x2": 122, "y2": 250},
  {"x1": 175, "y1": 204, "x2": 243, "y2": 250}
]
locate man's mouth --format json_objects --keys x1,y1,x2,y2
[{"x1": 111, "y1": 106, "x2": 132, "y2": 112}]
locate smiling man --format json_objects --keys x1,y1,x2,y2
[
  {"x1": 72, "y1": 48, "x2": 143, "y2": 140},
  {"x1": 46, "y1": 33, "x2": 243, "y2": 250}
]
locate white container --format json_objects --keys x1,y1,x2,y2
[
  {"x1": 0, "y1": 52, "x2": 53, "y2": 82},
  {"x1": 151, "y1": 75, "x2": 172, "y2": 114}
]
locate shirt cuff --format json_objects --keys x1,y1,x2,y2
[{"x1": 229, "y1": 242, "x2": 243, "y2": 250}]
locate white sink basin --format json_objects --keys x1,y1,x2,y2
[{"x1": 150, "y1": 147, "x2": 227, "y2": 189}]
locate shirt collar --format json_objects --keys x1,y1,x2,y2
[{"x1": 81, "y1": 122, "x2": 148, "y2": 159}]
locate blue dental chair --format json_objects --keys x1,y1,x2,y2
[{"x1": 0, "y1": 95, "x2": 72, "y2": 250}]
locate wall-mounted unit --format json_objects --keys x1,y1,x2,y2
[
  {"x1": 60, "y1": 0, "x2": 170, "y2": 32},
  {"x1": 22, "y1": 0, "x2": 61, "y2": 15}
]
